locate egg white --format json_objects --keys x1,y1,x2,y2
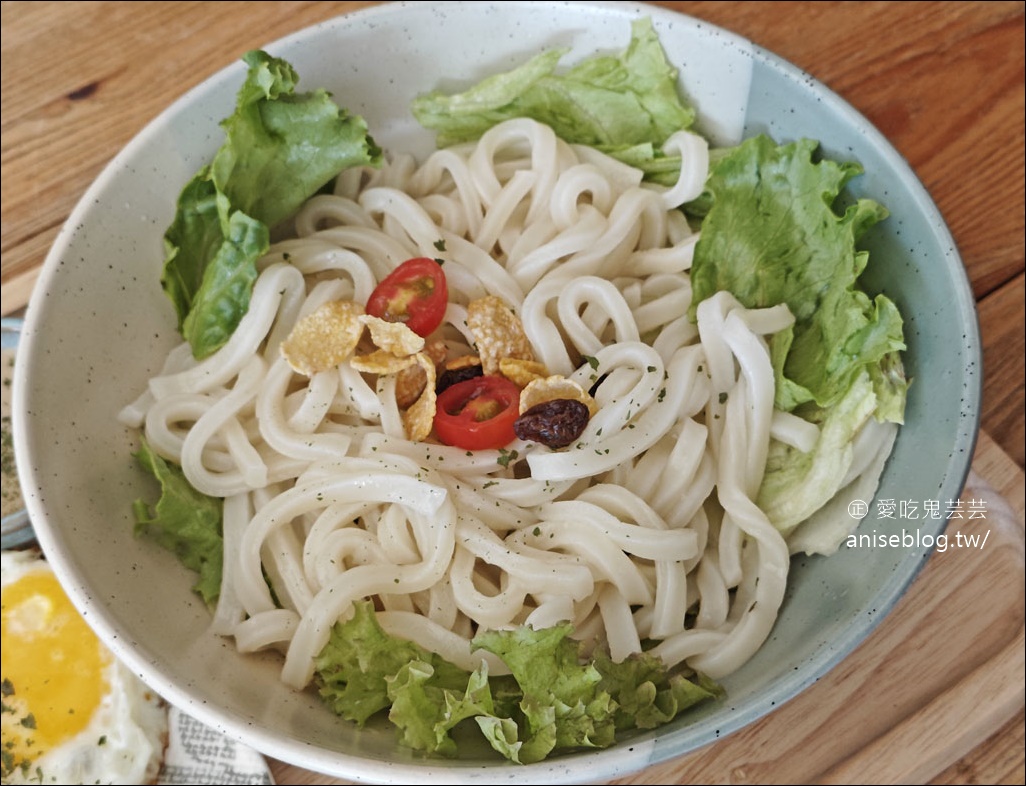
[{"x1": 1, "y1": 549, "x2": 168, "y2": 785}]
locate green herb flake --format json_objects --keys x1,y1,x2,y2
[{"x1": 497, "y1": 448, "x2": 519, "y2": 468}]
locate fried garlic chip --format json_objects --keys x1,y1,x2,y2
[
  {"x1": 281, "y1": 300, "x2": 365, "y2": 376},
  {"x1": 500, "y1": 357, "x2": 549, "y2": 388},
  {"x1": 402, "y1": 353, "x2": 437, "y2": 442},
  {"x1": 466, "y1": 295, "x2": 534, "y2": 375},
  {"x1": 359, "y1": 315, "x2": 425, "y2": 357},
  {"x1": 519, "y1": 375, "x2": 599, "y2": 417}
]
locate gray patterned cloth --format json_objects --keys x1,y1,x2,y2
[{"x1": 157, "y1": 707, "x2": 274, "y2": 785}]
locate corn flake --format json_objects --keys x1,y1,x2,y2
[
  {"x1": 402, "y1": 353, "x2": 437, "y2": 442},
  {"x1": 350, "y1": 350, "x2": 418, "y2": 376},
  {"x1": 395, "y1": 340, "x2": 448, "y2": 409},
  {"x1": 424, "y1": 339, "x2": 449, "y2": 368},
  {"x1": 444, "y1": 354, "x2": 481, "y2": 372},
  {"x1": 281, "y1": 300, "x2": 365, "y2": 375},
  {"x1": 359, "y1": 315, "x2": 425, "y2": 357},
  {"x1": 500, "y1": 358, "x2": 549, "y2": 388},
  {"x1": 519, "y1": 375, "x2": 598, "y2": 417},
  {"x1": 466, "y1": 296, "x2": 534, "y2": 375}
]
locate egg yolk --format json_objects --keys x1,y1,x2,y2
[{"x1": 1, "y1": 570, "x2": 111, "y2": 770}]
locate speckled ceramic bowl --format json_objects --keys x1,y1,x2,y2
[{"x1": 14, "y1": 2, "x2": 980, "y2": 783}]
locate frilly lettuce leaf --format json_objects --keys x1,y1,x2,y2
[
  {"x1": 472, "y1": 624, "x2": 616, "y2": 762},
  {"x1": 161, "y1": 50, "x2": 381, "y2": 359},
  {"x1": 313, "y1": 606, "x2": 720, "y2": 763},
  {"x1": 593, "y1": 650, "x2": 723, "y2": 731},
  {"x1": 315, "y1": 601, "x2": 466, "y2": 727},
  {"x1": 411, "y1": 17, "x2": 694, "y2": 183},
  {"x1": 131, "y1": 438, "x2": 223, "y2": 605}
]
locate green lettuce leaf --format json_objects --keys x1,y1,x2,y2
[
  {"x1": 162, "y1": 50, "x2": 381, "y2": 359},
  {"x1": 180, "y1": 207, "x2": 267, "y2": 355},
  {"x1": 690, "y1": 135, "x2": 906, "y2": 421},
  {"x1": 472, "y1": 624, "x2": 617, "y2": 762},
  {"x1": 411, "y1": 17, "x2": 694, "y2": 180},
  {"x1": 757, "y1": 370, "x2": 879, "y2": 536},
  {"x1": 387, "y1": 660, "x2": 496, "y2": 757},
  {"x1": 131, "y1": 439, "x2": 223, "y2": 605},
  {"x1": 211, "y1": 50, "x2": 382, "y2": 229},
  {"x1": 313, "y1": 606, "x2": 723, "y2": 763},
  {"x1": 315, "y1": 601, "x2": 466, "y2": 726},
  {"x1": 593, "y1": 650, "x2": 722, "y2": 731}
]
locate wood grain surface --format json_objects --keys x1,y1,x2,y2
[{"x1": 1, "y1": 2, "x2": 1023, "y2": 784}]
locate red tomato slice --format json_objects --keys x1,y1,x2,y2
[
  {"x1": 366, "y1": 257, "x2": 448, "y2": 337},
  {"x1": 434, "y1": 376, "x2": 520, "y2": 451}
]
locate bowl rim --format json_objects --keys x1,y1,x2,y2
[{"x1": 13, "y1": 1, "x2": 982, "y2": 782}]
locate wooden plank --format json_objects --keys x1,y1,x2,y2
[{"x1": 979, "y1": 274, "x2": 1026, "y2": 467}]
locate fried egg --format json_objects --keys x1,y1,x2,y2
[{"x1": 1, "y1": 549, "x2": 168, "y2": 784}]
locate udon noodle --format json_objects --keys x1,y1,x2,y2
[{"x1": 121, "y1": 117, "x2": 893, "y2": 691}]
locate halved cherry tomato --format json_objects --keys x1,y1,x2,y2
[
  {"x1": 366, "y1": 257, "x2": 448, "y2": 337},
  {"x1": 434, "y1": 375, "x2": 520, "y2": 451}
]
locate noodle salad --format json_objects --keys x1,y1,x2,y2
[{"x1": 121, "y1": 20, "x2": 906, "y2": 763}]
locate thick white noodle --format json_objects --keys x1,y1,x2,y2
[{"x1": 129, "y1": 118, "x2": 893, "y2": 695}]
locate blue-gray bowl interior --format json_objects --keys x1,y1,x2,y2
[{"x1": 14, "y1": 2, "x2": 980, "y2": 782}]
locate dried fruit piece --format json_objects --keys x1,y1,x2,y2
[
  {"x1": 359, "y1": 314, "x2": 425, "y2": 357},
  {"x1": 436, "y1": 363, "x2": 483, "y2": 395},
  {"x1": 499, "y1": 357, "x2": 548, "y2": 388},
  {"x1": 466, "y1": 295, "x2": 534, "y2": 375},
  {"x1": 280, "y1": 300, "x2": 365, "y2": 375},
  {"x1": 519, "y1": 375, "x2": 598, "y2": 417},
  {"x1": 514, "y1": 399, "x2": 590, "y2": 449}
]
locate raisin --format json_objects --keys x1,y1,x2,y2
[
  {"x1": 513, "y1": 399, "x2": 590, "y2": 449},
  {"x1": 436, "y1": 363, "x2": 483, "y2": 394}
]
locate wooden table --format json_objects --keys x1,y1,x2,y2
[{"x1": 2, "y1": 2, "x2": 1022, "y2": 783}]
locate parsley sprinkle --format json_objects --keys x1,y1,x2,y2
[{"x1": 434, "y1": 239, "x2": 446, "y2": 251}]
